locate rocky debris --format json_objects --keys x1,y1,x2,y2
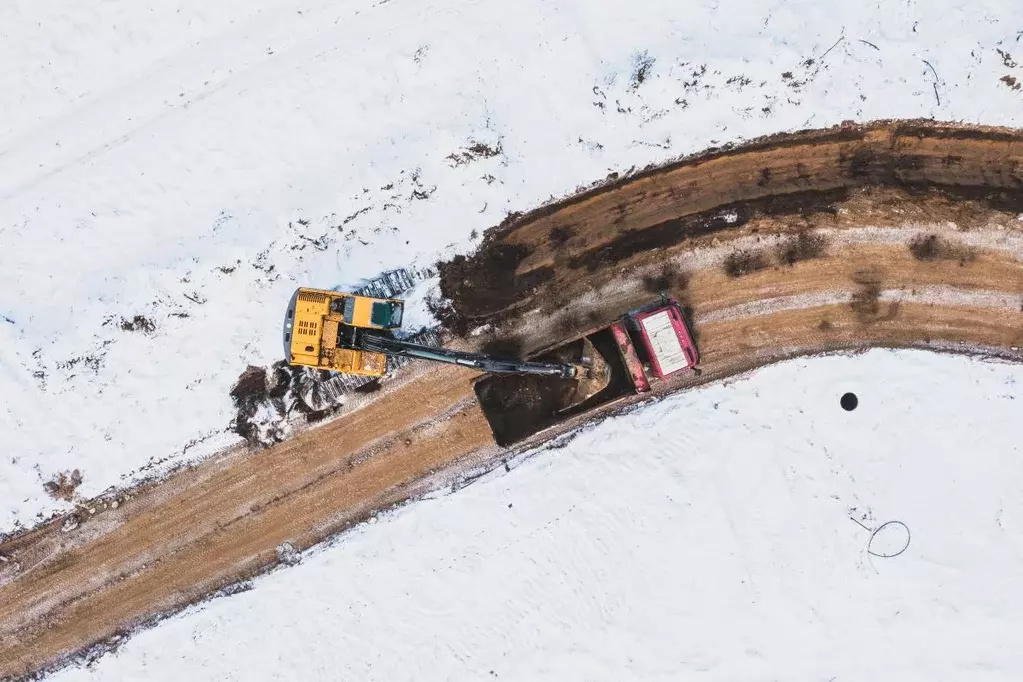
[
  {"x1": 229, "y1": 365, "x2": 296, "y2": 447},
  {"x1": 275, "y1": 542, "x2": 301, "y2": 566}
]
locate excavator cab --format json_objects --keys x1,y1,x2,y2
[{"x1": 328, "y1": 295, "x2": 403, "y2": 329}]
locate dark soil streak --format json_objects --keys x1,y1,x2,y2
[
  {"x1": 567, "y1": 189, "x2": 846, "y2": 272},
  {"x1": 459, "y1": 125, "x2": 870, "y2": 247},
  {"x1": 438, "y1": 245, "x2": 555, "y2": 332}
]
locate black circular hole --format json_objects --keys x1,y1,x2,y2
[{"x1": 840, "y1": 392, "x2": 858, "y2": 411}]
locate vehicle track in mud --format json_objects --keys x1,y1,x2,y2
[{"x1": 1, "y1": 120, "x2": 1022, "y2": 680}]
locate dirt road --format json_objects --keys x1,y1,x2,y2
[{"x1": 2, "y1": 120, "x2": 1022, "y2": 680}]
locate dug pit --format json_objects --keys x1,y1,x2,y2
[{"x1": 473, "y1": 327, "x2": 633, "y2": 446}]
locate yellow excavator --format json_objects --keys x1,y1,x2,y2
[{"x1": 284, "y1": 287, "x2": 611, "y2": 403}]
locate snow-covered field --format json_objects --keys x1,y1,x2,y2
[
  {"x1": 3, "y1": 0, "x2": 1022, "y2": 531},
  {"x1": 50, "y1": 349, "x2": 1023, "y2": 681}
]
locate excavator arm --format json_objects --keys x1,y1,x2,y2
[
  {"x1": 360, "y1": 333, "x2": 578, "y2": 379},
  {"x1": 286, "y1": 287, "x2": 609, "y2": 405}
]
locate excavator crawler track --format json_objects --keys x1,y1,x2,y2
[{"x1": 352, "y1": 267, "x2": 433, "y2": 300}]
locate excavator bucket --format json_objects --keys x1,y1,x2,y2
[
  {"x1": 472, "y1": 322, "x2": 639, "y2": 447},
  {"x1": 559, "y1": 337, "x2": 613, "y2": 412}
]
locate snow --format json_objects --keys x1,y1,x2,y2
[
  {"x1": 50, "y1": 349, "x2": 1023, "y2": 681},
  {"x1": 1, "y1": 0, "x2": 1021, "y2": 532}
]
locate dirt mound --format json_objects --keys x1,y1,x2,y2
[
  {"x1": 229, "y1": 363, "x2": 305, "y2": 446},
  {"x1": 437, "y1": 245, "x2": 554, "y2": 334},
  {"x1": 229, "y1": 366, "x2": 269, "y2": 443},
  {"x1": 231, "y1": 366, "x2": 267, "y2": 403},
  {"x1": 908, "y1": 234, "x2": 977, "y2": 265}
]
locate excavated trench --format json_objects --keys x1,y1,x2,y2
[{"x1": 1, "y1": 120, "x2": 1022, "y2": 681}]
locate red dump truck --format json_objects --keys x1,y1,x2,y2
[{"x1": 472, "y1": 297, "x2": 699, "y2": 446}]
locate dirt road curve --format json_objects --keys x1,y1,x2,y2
[{"x1": 2, "y1": 120, "x2": 1022, "y2": 680}]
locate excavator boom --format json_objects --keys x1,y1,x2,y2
[{"x1": 360, "y1": 334, "x2": 577, "y2": 378}]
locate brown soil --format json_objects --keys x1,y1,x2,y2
[
  {"x1": 438, "y1": 120, "x2": 1023, "y2": 329},
  {"x1": 2, "y1": 120, "x2": 1023, "y2": 680}
]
